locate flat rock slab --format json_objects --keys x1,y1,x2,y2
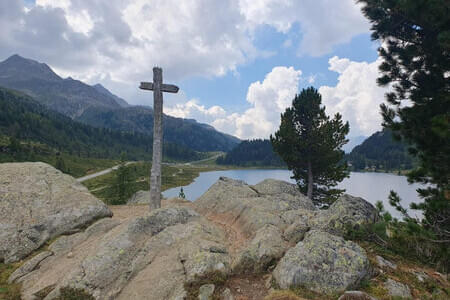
[
  {"x1": 0, "y1": 162, "x2": 112, "y2": 263},
  {"x1": 273, "y1": 230, "x2": 371, "y2": 295},
  {"x1": 12, "y1": 206, "x2": 231, "y2": 300}
]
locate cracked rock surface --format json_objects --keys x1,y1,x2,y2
[
  {"x1": 5, "y1": 174, "x2": 379, "y2": 298},
  {"x1": 0, "y1": 162, "x2": 112, "y2": 263},
  {"x1": 14, "y1": 206, "x2": 230, "y2": 300}
]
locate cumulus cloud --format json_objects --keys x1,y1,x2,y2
[
  {"x1": 238, "y1": 0, "x2": 370, "y2": 56},
  {"x1": 167, "y1": 66, "x2": 302, "y2": 139},
  {"x1": 1, "y1": 0, "x2": 257, "y2": 104},
  {"x1": 168, "y1": 58, "x2": 388, "y2": 140},
  {"x1": 165, "y1": 99, "x2": 226, "y2": 124},
  {"x1": 319, "y1": 56, "x2": 388, "y2": 137},
  {"x1": 0, "y1": 0, "x2": 370, "y2": 104}
]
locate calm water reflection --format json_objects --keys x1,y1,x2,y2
[{"x1": 163, "y1": 169, "x2": 424, "y2": 219}]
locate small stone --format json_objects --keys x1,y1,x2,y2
[
  {"x1": 376, "y1": 255, "x2": 397, "y2": 270},
  {"x1": 384, "y1": 278, "x2": 412, "y2": 299},
  {"x1": 412, "y1": 270, "x2": 429, "y2": 282},
  {"x1": 220, "y1": 288, "x2": 234, "y2": 300},
  {"x1": 338, "y1": 291, "x2": 378, "y2": 300},
  {"x1": 198, "y1": 284, "x2": 215, "y2": 300},
  {"x1": 67, "y1": 252, "x2": 74, "y2": 258}
]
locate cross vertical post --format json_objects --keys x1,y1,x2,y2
[{"x1": 140, "y1": 67, "x2": 179, "y2": 210}]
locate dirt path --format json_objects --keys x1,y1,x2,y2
[{"x1": 76, "y1": 162, "x2": 136, "y2": 183}]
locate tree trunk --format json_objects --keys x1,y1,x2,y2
[{"x1": 307, "y1": 160, "x2": 313, "y2": 199}]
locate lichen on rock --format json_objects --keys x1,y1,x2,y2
[{"x1": 273, "y1": 230, "x2": 371, "y2": 295}]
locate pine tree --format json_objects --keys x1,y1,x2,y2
[
  {"x1": 270, "y1": 87, "x2": 350, "y2": 204},
  {"x1": 359, "y1": 0, "x2": 450, "y2": 239},
  {"x1": 55, "y1": 154, "x2": 66, "y2": 173}
]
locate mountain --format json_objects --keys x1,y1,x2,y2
[
  {"x1": 93, "y1": 83, "x2": 129, "y2": 108},
  {"x1": 0, "y1": 55, "x2": 124, "y2": 117},
  {"x1": 216, "y1": 139, "x2": 285, "y2": 167},
  {"x1": 345, "y1": 129, "x2": 415, "y2": 171},
  {"x1": 0, "y1": 87, "x2": 201, "y2": 163},
  {"x1": 0, "y1": 54, "x2": 240, "y2": 152},
  {"x1": 77, "y1": 106, "x2": 240, "y2": 152},
  {"x1": 343, "y1": 135, "x2": 367, "y2": 153}
]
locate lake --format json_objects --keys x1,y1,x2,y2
[{"x1": 163, "y1": 169, "x2": 425, "y2": 219}]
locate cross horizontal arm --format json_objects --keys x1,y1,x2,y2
[
  {"x1": 140, "y1": 82, "x2": 179, "y2": 93},
  {"x1": 139, "y1": 82, "x2": 153, "y2": 91}
]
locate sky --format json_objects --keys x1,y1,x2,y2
[{"x1": 0, "y1": 0, "x2": 389, "y2": 140}]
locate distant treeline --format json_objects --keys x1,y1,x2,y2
[
  {"x1": 0, "y1": 87, "x2": 202, "y2": 162},
  {"x1": 216, "y1": 139, "x2": 285, "y2": 167},
  {"x1": 344, "y1": 129, "x2": 415, "y2": 171}
]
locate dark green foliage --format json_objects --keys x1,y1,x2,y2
[
  {"x1": 0, "y1": 87, "x2": 201, "y2": 163},
  {"x1": 345, "y1": 129, "x2": 414, "y2": 171},
  {"x1": 216, "y1": 139, "x2": 285, "y2": 167},
  {"x1": 270, "y1": 87, "x2": 350, "y2": 203},
  {"x1": 77, "y1": 106, "x2": 240, "y2": 152},
  {"x1": 345, "y1": 201, "x2": 450, "y2": 272},
  {"x1": 56, "y1": 287, "x2": 95, "y2": 300},
  {"x1": 359, "y1": 0, "x2": 450, "y2": 241},
  {"x1": 113, "y1": 153, "x2": 132, "y2": 204},
  {"x1": 55, "y1": 154, "x2": 67, "y2": 173}
]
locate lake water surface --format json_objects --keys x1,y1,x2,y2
[{"x1": 163, "y1": 169, "x2": 425, "y2": 219}]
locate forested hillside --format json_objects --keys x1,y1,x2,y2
[
  {"x1": 77, "y1": 106, "x2": 240, "y2": 152},
  {"x1": 0, "y1": 55, "x2": 240, "y2": 152},
  {"x1": 345, "y1": 129, "x2": 414, "y2": 171},
  {"x1": 0, "y1": 87, "x2": 202, "y2": 168},
  {"x1": 216, "y1": 139, "x2": 285, "y2": 167}
]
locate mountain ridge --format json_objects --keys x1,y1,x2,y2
[{"x1": 0, "y1": 54, "x2": 240, "y2": 152}]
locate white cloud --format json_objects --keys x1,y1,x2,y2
[
  {"x1": 166, "y1": 58, "x2": 388, "y2": 140},
  {"x1": 238, "y1": 0, "x2": 370, "y2": 56},
  {"x1": 1, "y1": 0, "x2": 369, "y2": 89},
  {"x1": 165, "y1": 99, "x2": 226, "y2": 123},
  {"x1": 319, "y1": 56, "x2": 388, "y2": 137},
  {"x1": 167, "y1": 66, "x2": 302, "y2": 139}
]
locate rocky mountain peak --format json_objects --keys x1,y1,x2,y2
[{"x1": 0, "y1": 54, "x2": 61, "y2": 81}]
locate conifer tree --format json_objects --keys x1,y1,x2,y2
[
  {"x1": 359, "y1": 0, "x2": 450, "y2": 239},
  {"x1": 270, "y1": 87, "x2": 349, "y2": 204}
]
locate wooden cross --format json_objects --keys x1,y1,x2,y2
[{"x1": 140, "y1": 67, "x2": 179, "y2": 210}]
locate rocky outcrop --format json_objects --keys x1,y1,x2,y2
[
  {"x1": 195, "y1": 177, "x2": 316, "y2": 238},
  {"x1": 310, "y1": 194, "x2": 379, "y2": 235},
  {"x1": 4, "y1": 174, "x2": 382, "y2": 299},
  {"x1": 231, "y1": 224, "x2": 288, "y2": 274},
  {"x1": 12, "y1": 206, "x2": 231, "y2": 300},
  {"x1": 0, "y1": 162, "x2": 112, "y2": 263},
  {"x1": 273, "y1": 230, "x2": 371, "y2": 294}
]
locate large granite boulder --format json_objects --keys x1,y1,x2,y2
[
  {"x1": 273, "y1": 230, "x2": 371, "y2": 295},
  {"x1": 12, "y1": 206, "x2": 231, "y2": 300},
  {"x1": 194, "y1": 177, "x2": 316, "y2": 237},
  {"x1": 0, "y1": 162, "x2": 112, "y2": 263},
  {"x1": 310, "y1": 194, "x2": 379, "y2": 235},
  {"x1": 231, "y1": 224, "x2": 288, "y2": 274}
]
